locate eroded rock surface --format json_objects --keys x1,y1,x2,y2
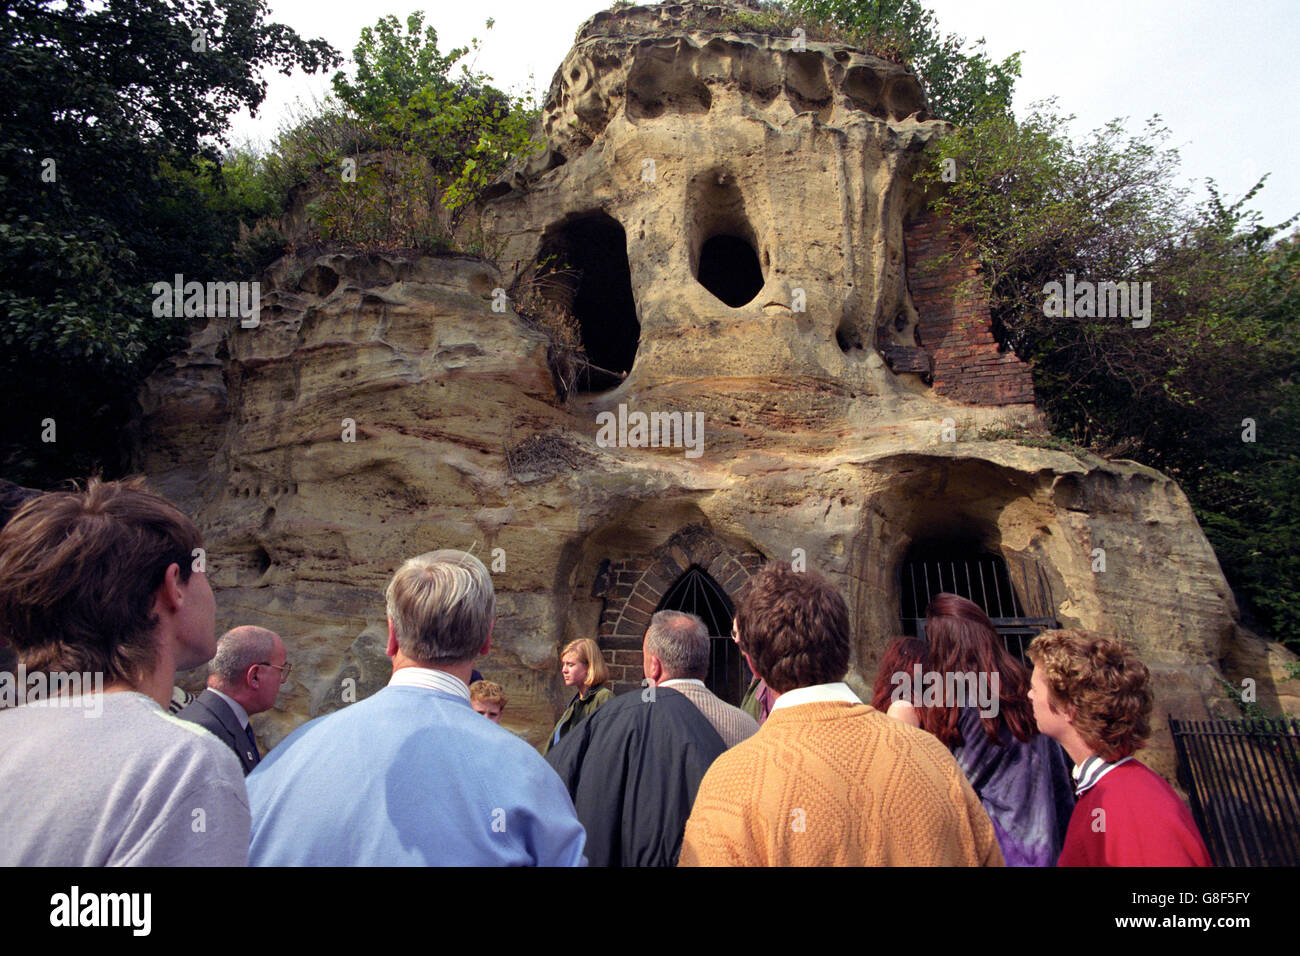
[{"x1": 484, "y1": 2, "x2": 948, "y2": 434}]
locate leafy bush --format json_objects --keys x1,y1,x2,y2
[
  {"x1": 233, "y1": 219, "x2": 289, "y2": 275},
  {"x1": 242, "y1": 13, "x2": 541, "y2": 253},
  {"x1": 262, "y1": 98, "x2": 380, "y2": 207},
  {"x1": 278, "y1": 12, "x2": 542, "y2": 249}
]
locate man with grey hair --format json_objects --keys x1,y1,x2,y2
[
  {"x1": 644, "y1": 611, "x2": 758, "y2": 748},
  {"x1": 178, "y1": 625, "x2": 289, "y2": 774},
  {"x1": 246, "y1": 550, "x2": 586, "y2": 866}
]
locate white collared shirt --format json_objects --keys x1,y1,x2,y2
[
  {"x1": 769, "y1": 681, "x2": 863, "y2": 713},
  {"x1": 1072, "y1": 754, "x2": 1134, "y2": 797},
  {"x1": 387, "y1": 667, "x2": 471, "y2": 702},
  {"x1": 207, "y1": 687, "x2": 250, "y2": 729},
  {"x1": 659, "y1": 678, "x2": 706, "y2": 690}
]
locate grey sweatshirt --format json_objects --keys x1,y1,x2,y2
[{"x1": 0, "y1": 690, "x2": 249, "y2": 865}]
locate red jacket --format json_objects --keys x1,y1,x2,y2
[{"x1": 1058, "y1": 759, "x2": 1212, "y2": 866}]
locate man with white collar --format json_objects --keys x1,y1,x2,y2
[
  {"x1": 679, "y1": 562, "x2": 1002, "y2": 867},
  {"x1": 246, "y1": 550, "x2": 586, "y2": 866},
  {"x1": 643, "y1": 610, "x2": 757, "y2": 748},
  {"x1": 1027, "y1": 629, "x2": 1211, "y2": 866},
  {"x1": 179, "y1": 626, "x2": 288, "y2": 774}
]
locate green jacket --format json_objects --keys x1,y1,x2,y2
[
  {"x1": 542, "y1": 685, "x2": 614, "y2": 755},
  {"x1": 739, "y1": 675, "x2": 773, "y2": 725}
]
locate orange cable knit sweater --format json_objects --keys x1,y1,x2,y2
[{"x1": 678, "y1": 701, "x2": 1005, "y2": 866}]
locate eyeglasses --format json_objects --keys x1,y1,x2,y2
[{"x1": 259, "y1": 661, "x2": 292, "y2": 680}]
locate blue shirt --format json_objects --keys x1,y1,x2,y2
[{"x1": 247, "y1": 684, "x2": 586, "y2": 866}]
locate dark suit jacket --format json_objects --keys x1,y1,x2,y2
[
  {"x1": 177, "y1": 689, "x2": 260, "y2": 775},
  {"x1": 544, "y1": 687, "x2": 725, "y2": 867}
]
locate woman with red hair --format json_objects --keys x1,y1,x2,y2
[
  {"x1": 919, "y1": 593, "x2": 1075, "y2": 867},
  {"x1": 870, "y1": 637, "x2": 928, "y2": 726}
]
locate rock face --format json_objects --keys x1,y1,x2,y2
[
  {"x1": 138, "y1": 1, "x2": 1296, "y2": 776},
  {"x1": 485, "y1": 1, "x2": 946, "y2": 434}
]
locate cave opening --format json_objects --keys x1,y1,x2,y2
[
  {"x1": 696, "y1": 234, "x2": 764, "y2": 308},
  {"x1": 898, "y1": 536, "x2": 1054, "y2": 662},
  {"x1": 536, "y1": 212, "x2": 640, "y2": 393}
]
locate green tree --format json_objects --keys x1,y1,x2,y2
[
  {"x1": 319, "y1": 11, "x2": 538, "y2": 241},
  {"x1": 0, "y1": 0, "x2": 339, "y2": 485},
  {"x1": 331, "y1": 12, "x2": 474, "y2": 121}
]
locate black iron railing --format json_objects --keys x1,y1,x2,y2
[{"x1": 1169, "y1": 716, "x2": 1300, "y2": 867}]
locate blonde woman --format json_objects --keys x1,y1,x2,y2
[{"x1": 542, "y1": 638, "x2": 614, "y2": 754}]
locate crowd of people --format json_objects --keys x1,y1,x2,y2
[{"x1": 0, "y1": 477, "x2": 1212, "y2": 866}]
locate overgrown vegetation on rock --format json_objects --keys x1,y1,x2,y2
[
  {"x1": 273, "y1": 12, "x2": 540, "y2": 251},
  {"x1": 0, "y1": 5, "x2": 538, "y2": 485}
]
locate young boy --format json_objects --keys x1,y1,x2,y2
[
  {"x1": 469, "y1": 679, "x2": 507, "y2": 723},
  {"x1": 1027, "y1": 629, "x2": 1211, "y2": 867}
]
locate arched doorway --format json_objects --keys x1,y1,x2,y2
[
  {"x1": 656, "y1": 565, "x2": 748, "y2": 706},
  {"x1": 590, "y1": 525, "x2": 765, "y2": 696}
]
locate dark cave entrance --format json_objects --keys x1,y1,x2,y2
[
  {"x1": 688, "y1": 169, "x2": 765, "y2": 309},
  {"x1": 899, "y1": 536, "x2": 1056, "y2": 662},
  {"x1": 536, "y1": 212, "x2": 639, "y2": 393},
  {"x1": 656, "y1": 565, "x2": 748, "y2": 706},
  {"x1": 696, "y1": 234, "x2": 764, "y2": 308}
]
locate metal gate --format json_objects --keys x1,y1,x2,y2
[
  {"x1": 900, "y1": 550, "x2": 1057, "y2": 661},
  {"x1": 1169, "y1": 716, "x2": 1300, "y2": 866}
]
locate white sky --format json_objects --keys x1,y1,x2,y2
[{"x1": 226, "y1": 0, "x2": 1300, "y2": 228}]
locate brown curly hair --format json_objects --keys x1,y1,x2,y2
[
  {"x1": 734, "y1": 562, "x2": 850, "y2": 693},
  {"x1": 469, "y1": 679, "x2": 508, "y2": 708},
  {"x1": 1027, "y1": 629, "x2": 1152, "y2": 761}
]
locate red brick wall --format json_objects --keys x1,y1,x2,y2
[
  {"x1": 591, "y1": 526, "x2": 765, "y2": 696},
  {"x1": 903, "y1": 212, "x2": 1035, "y2": 406}
]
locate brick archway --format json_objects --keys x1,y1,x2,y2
[{"x1": 590, "y1": 524, "x2": 766, "y2": 693}]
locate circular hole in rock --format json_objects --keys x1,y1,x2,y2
[
  {"x1": 835, "y1": 319, "x2": 864, "y2": 353},
  {"x1": 697, "y1": 235, "x2": 764, "y2": 308}
]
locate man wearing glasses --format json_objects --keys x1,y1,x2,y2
[{"x1": 179, "y1": 626, "x2": 289, "y2": 775}]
